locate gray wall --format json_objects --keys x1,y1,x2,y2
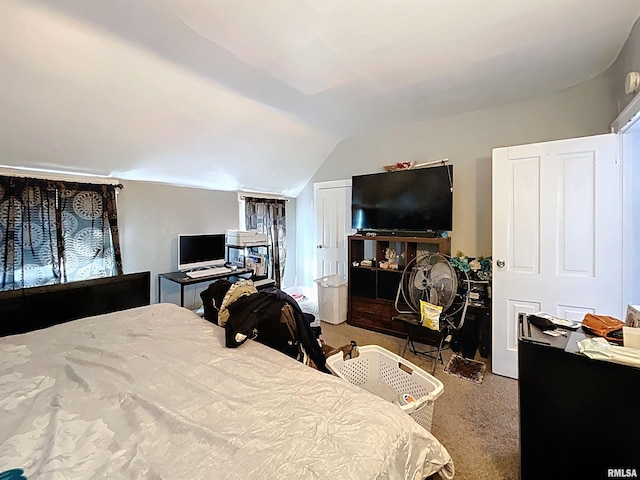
[
  {"x1": 608, "y1": 16, "x2": 640, "y2": 115},
  {"x1": 295, "y1": 73, "x2": 617, "y2": 288},
  {"x1": 117, "y1": 180, "x2": 297, "y2": 309}
]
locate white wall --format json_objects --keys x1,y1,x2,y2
[
  {"x1": 295, "y1": 73, "x2": 617, "y2": 289},
  {"x1": 117, "y1": 180, "x2": 297, "y2": 309}
]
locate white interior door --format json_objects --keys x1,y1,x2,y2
[
  {"x1": 620, "y1": 114, "x2": 640, "y2": 308},
  {"x1": 314, "y1": 180, "x2": 352, "y2": 280},
  {"x1": 492, "y1": 133, "x2": 622, "y2": 379}
]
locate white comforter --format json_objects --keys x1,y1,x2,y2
[{"x1": 0, "y1": 303, "x2": 454, "y2": 479}]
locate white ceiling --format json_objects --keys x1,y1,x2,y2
[{"x1": 1, "y1": 0, "x2": 639, "y2": 196}]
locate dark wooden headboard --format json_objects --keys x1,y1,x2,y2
[{"x1": 0, "y1": 271, "x2": 151, "y2": 337}]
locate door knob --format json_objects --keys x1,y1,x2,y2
[
  {"x1": 317, "y1": 244, "x2": 323, "y2": 249},
  {"x1": 497, "y1": 259, "x2": 506, "y2": 268}
]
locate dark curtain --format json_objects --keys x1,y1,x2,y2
[
  {"x1": 245, "y1": 197, "x2": 286, "y2": 287},
  {"x1": 0, "y1": 176, "x2": 123, "y2": 291}
]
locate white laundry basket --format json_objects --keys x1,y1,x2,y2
[
  {"x1": 314, "y1": 274, "x2": 348, "y2": 324},
  {"x1": 326, "y1": 345, "x2": 444, "y2": 431}
]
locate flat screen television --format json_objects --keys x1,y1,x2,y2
[
  {"x1": 177, "y1": 233, "x2": 226, "y2": 270},
  {"x1": 351, "y1": 165, "x2": 453, "y2": 232}
]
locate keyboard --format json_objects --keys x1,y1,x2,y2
[
  {"x1": 185, "y1": 267, "x2": 231, "y2": 279},
  {"x1": 254, "y1": 278, "x2": 276, "y2": 288}
]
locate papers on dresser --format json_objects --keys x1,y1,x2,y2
[{"x1": 532, "y1": 312, "x2": 581, "y2": 330}]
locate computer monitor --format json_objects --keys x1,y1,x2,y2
[{"x1": 177, "y1": 233, "x2": 226, "y2": 270}]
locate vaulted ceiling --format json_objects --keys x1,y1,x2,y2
[{"x1": 1, "y1": 0, "x2": 639, "y2": 196}]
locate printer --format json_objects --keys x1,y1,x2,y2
[{"x1": 226, "y1": 230, "x2": 268, "y2": 246}]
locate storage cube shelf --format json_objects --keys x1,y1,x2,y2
[
  {"x1": 347, "y1": 235, "x2": 451, "y2": 342},
  {"x1": 226, "y1": 243, "x2": 269, "y2": 279}
]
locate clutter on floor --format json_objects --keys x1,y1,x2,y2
[{"x1": 444, "y1": 354, "x2": 486, "y2": 384}]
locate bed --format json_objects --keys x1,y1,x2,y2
[{"x1": 0, "y1": 275, "x2": 454, "y2": 479}]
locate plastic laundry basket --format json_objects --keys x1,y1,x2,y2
[
  {"x1": 326, "y1": 345, "x2": 444, "y2": 431},
  {"x1": 314, "y1": 274, "x2": 347, "y2": 324}
]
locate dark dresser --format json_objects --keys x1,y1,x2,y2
[{"x1": 519, "y1": 316, "x2": 640, "y2": 480}]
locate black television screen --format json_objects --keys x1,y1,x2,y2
[
  {"x1": 351, "y1": 165, "x2": 453, "y2": 232},
  {"x1": 177, "y1": 233, "x2": 226, "y2": 270}
]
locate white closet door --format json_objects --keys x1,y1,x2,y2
[
  {"x1": 314, "y1": 180, "x2": 352, "y2": 280},
  {"x1": 492, "y1": 133, "x2": 622, "y2": 379}
]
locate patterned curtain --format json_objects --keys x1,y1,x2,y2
[
  {"x1": 245, "y1": 197, "x2": 286, "y2": 287},
  {"x1": 0, "y1": 176, "x2": 123, "y2": 291}
]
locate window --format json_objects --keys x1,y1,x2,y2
[
  {"x1": 0, "y1": 175, "x2": 123, "y2": 291},
  {"x1": 244, "y1": 196, "x2": 286, "y2": 287}
]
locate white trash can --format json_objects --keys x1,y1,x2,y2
[{"x1": 314, "y1": 274, "x2": 348, "y2": 324}]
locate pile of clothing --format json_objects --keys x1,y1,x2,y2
[{"x1": 200, "y1": 280, "x2": 329, "y2": 373}]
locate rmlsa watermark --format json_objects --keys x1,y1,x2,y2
[{"x1": 608, "y1": 468, "x2": 638, "y2": 478}]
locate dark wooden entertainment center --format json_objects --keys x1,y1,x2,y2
[{"x1": 347, "y1": 234, "x2": 451, "y2": 339}]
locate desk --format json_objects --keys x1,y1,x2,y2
[{"x1": 158, "y1": 268, "x2": 252, "y2": 307}]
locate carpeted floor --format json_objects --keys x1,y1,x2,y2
[{"x1": 320, "y1": 320, "x2": 520, "y2": 480}]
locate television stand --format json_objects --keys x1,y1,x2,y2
[
  {"x1": 355, "y1": 230, "x2": 444, "y2": 238},
  {"x1": 347, "y1": 234, "x2": 451, "y2": 342}
]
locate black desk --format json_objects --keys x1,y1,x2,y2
[
  {"x1": 158, "y1": 268, "x2": 252, "y2": 307},
  {"x1": 519, "y1": 316, "x2": 640, "y2": 479}
]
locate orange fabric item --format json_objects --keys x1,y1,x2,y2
[{"x1": 582, "y1": 313, "x2": 624, "y2": 345}]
